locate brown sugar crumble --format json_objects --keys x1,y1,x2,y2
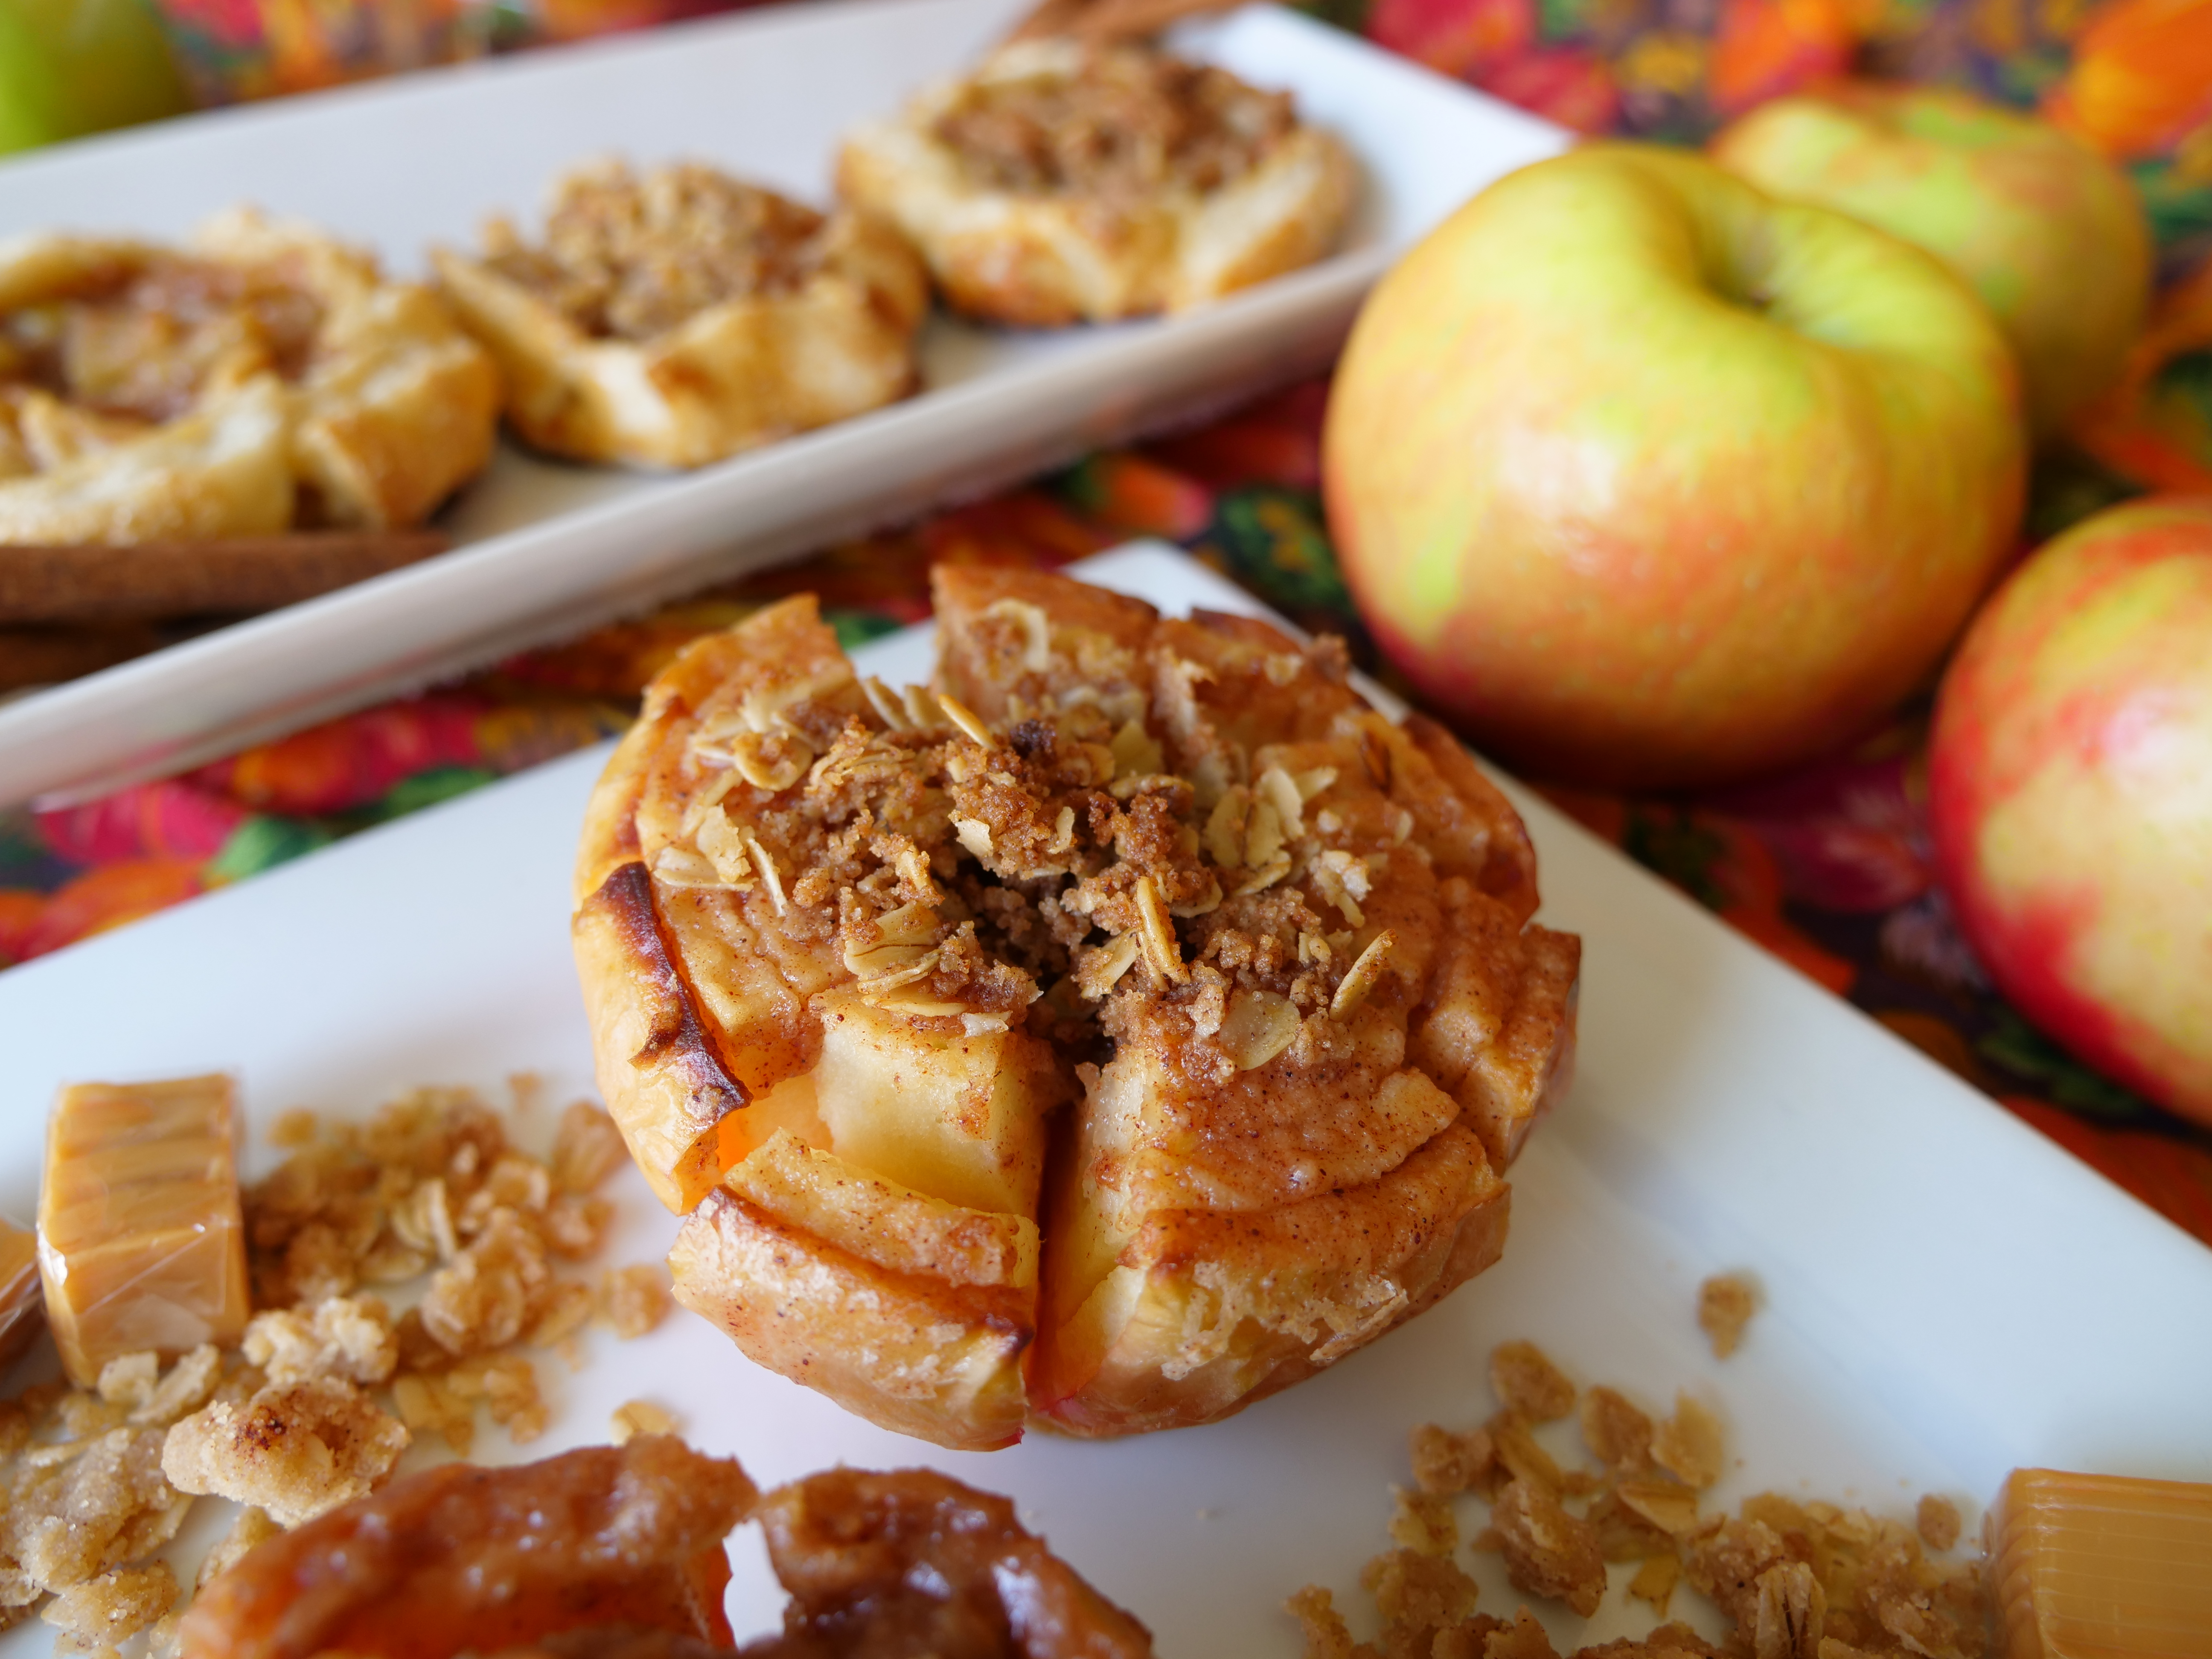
[
  {"x1": 1286, "y1": 1337, "x2": 1988, "y2": 1659},
  {"x1": 934, "y1": 44, "x2": 1297, "y2": 199},
  {"x1": 480, "y1": 160, "x2": 831, "y2": 341},
  {"x1": 0, "y1": 1080, "x2": 661, "y2": 1641},
  {"x1": 1696, "y1": 1275, "x2": 1759, "y2": 1361},
  {"x1": 1915, "y1": 1494, "x2": 1961, "y2": 1554}
]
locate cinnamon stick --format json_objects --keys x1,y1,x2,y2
[{"x1": 0, "y1": 530, "x2": 450, "y2": 624}]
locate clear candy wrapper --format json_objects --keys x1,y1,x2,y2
[{"x1": 0, "y1": 1211, "x2": 41, "y2": 1368}]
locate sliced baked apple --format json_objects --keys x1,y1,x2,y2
[{"x1": 573, "y1": 568, "x2": 1580, "y2": 1448}]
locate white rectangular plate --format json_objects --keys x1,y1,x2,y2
[
  {"x1": 1, "y1": 545, "x2": 2206, "y2": 1656},
  {"x1": 0, "y1": 0, "x2": 1563, "y2": 810}
]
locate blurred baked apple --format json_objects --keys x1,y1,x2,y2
[
  {"x1": 1713, "y1": 80, "x2": 2151, "y2": 441},
  {"x1": 1929, "y1": 496, "x2": 2212, "y2": 1128},
  {"x1": 1324, "y1": 144, "x2": 2025, "y2": 791}
]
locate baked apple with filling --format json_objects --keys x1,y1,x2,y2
[
  {"x1": 837, "y1": 40, "x2": 1355, "y2": 325},
  {"x1": 434, "y1": 160, "x2": 927, "y2": 469},
  {"x1": 571, "y1": 568, "x2": 1578, "y2": 1448},
  {"x1": 0, "y1": 209, "x2": 499, "y2": 541}
]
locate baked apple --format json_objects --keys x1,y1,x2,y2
[{"x1": 572, "y1": 568, "x2": 1578, "y2": 1447}]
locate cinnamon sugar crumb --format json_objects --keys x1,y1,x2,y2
[
  {"x1": 1410, "y1": 1422, "x2": 1493, "y2": 1496},
  {"x1": 243, "y1": 1294, "x2": 397, "y2": 1386},
  {"x1": 1491, "y1": 1340, "x2": 1575, "y2": 1423},
  {"x1": 1362, "y1": 1547, "x2": 1479, "y2": 1648},
  {"x1": 600, "y1": 1263, "x2": 672, "y2": 1339},
  {"x1": 1492, "y1": 1477, "x2": 1607, "y2": 1617},
  {"x1": 160, "y1": 1376, "x2": 409, "y2": 1527},
  {"x1": 41, "y1": 1561, "x2": 177, "y2": 1650},
  {"x1": 1915, "y1": 1493, "x2": 1961, "y2": 1552},
  {"x1": 1386, "y1": 1485, "x2": 1457, "y2": 1556},
  {"x1": 1284, "y1": 1584, "x2": 1371, "y2": 1659},
  {"x1": 1697, "y1": 1273, "x2": 1758, "y2": 1359}
]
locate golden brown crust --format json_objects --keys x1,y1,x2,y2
[
  {"x1": 573, "y1": 570, "x2": 1576, "y2": 1446},
  {"x1": 836, "y1": 40, "x2": 1356, "y2": 325},
  {"x1": 572, "y1": 861, "x2": 751, "y2": 1216},
  {"x1": 669, "y1": 1189, "x2": 1030, "y2": 1452},
  {"x1": 433, "y1": 163, "x2": 927, "y2": 470},
  {"x1": 0, "y1": 212, "x2": 498, "y2": 542}
]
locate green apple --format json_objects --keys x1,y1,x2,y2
[
  {"x1": 1324, "y1": 144, "x2": 2025, "y2": 791},
  {"x1": 0, "y1": 0, "x2": 189, "y2": 156},
  {"x1": 1712, "y1": 81, "x2": 2151, "y2": 442},
  {"x1": 1930, "y1": 497, "x2": 2212, "y2": 1128}
]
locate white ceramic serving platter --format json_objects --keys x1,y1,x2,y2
[
  {"x1": 0, "y1": 0, "x2": 1564, "y2": 812},
  {"x1": 1, "y1": 545, "x2": 2208, "y2": 1656}
]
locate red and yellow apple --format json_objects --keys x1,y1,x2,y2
[
  {"x1": 1324, "y1": 144, "x2": 2025, "y2": 791},
  {"x1": 1929, "y1": 496, "x2": 2212, "y2": 1128},
  {"x1": 1712, "y1": 81, "x2": 2152, "y2": 442}
]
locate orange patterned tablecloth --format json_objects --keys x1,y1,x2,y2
[{"x1": 6, "y1": 0, "x2": 2212, "y2": 1244}]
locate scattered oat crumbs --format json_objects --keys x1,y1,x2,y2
[
  {"x1": 610, "y1": 1399, "x2": 680, "y2": 1444},
  {"x1": 1493, "y1": 1478, "x2": 1607, "y2": 1617},
  {"x1": 1650, "y1": 1394, "x2": 1725, "y2": 1490},
  {"x1": 1917, "y1": 1493, "x2": 1961, "y2": 1552},
  {"x1": 1696, "y1": 1273, "x2": 1759, "y2": 1360},
  {"x1": 1491, "y1": 1340, "x2": 1576, "y2": 1423},
  {"x1": 3, "y1": 1079, "x2": 662, "y2": 1643},
  {"x1": 1411, "y1": 1422, "x2": 1494, "y2": 1497},
  {"x1": 1287, "y1": 1335, "x2": 1989, "y2": 1659},
  {"x1": 40, "y1": 1560, "x2": 178, "y2": 1651},
  {"x1": 1388, "y1": 1486, "x2": 1459, "y2": 1557},
  {"x1": 599, "y1": 1263, "x2": 672, "y2": 1339},
  {"x1": 1579, "y1": 1385, "x2": 1653, "y2": 1471}
]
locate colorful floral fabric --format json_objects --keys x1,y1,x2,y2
[{"x1": 12, "y1": 0, "x2": 2211, "y2": 1250}]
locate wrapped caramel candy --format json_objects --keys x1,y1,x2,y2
[
  {"x1": 38, "y1": 1074, "x2": 250, "y2": 1387},
  {"x1": 1990, "y1": 1467, "x2": 2212, "y2": 1658}
]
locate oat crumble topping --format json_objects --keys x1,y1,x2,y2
[
  {"x1": 1697, "y1": 1274, "x2": 1759, "y2": 1361},
  {"x1": 658, "y1": 599, "x2": 1414, "y2": 1093},
  {"x1": 482, "y1": 160, "x2": 831, "y2": 341},
  {"x1": 934, "y1": 44, "x2": 1297, "y2": 198}
]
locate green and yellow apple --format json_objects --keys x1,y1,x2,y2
[
  {"x1": 1712, "y1": 81, "x2": 2151, "y2": 442},
  {"x1": 1324, "y1": 144, "x2": 2025, "y2": 791},
  {"x1": 1929, "y1": 496, "x2": 2212, "y2": 1128}
]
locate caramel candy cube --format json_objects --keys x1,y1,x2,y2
[
  {"x1": 38, "y1": 1074, "x2": 250, "y2": 1387},
  {"x1": 0, "y1": 1215, "x2": 42, "y2": 1368},
  {"x1": 1990, "y1": 1467, "x2": 2212, "y2": 1658}
]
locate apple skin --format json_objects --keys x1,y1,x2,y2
[
  {"x1": 1324, "y1": 144, "x2": 2025, "y2": 791},
  {"x1": 1929, "y1": 496, "x2": 2212, "y2": 1128},
  {"x1": 1712, "y1": 81, "x2": 2151, "y2": 442}
]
